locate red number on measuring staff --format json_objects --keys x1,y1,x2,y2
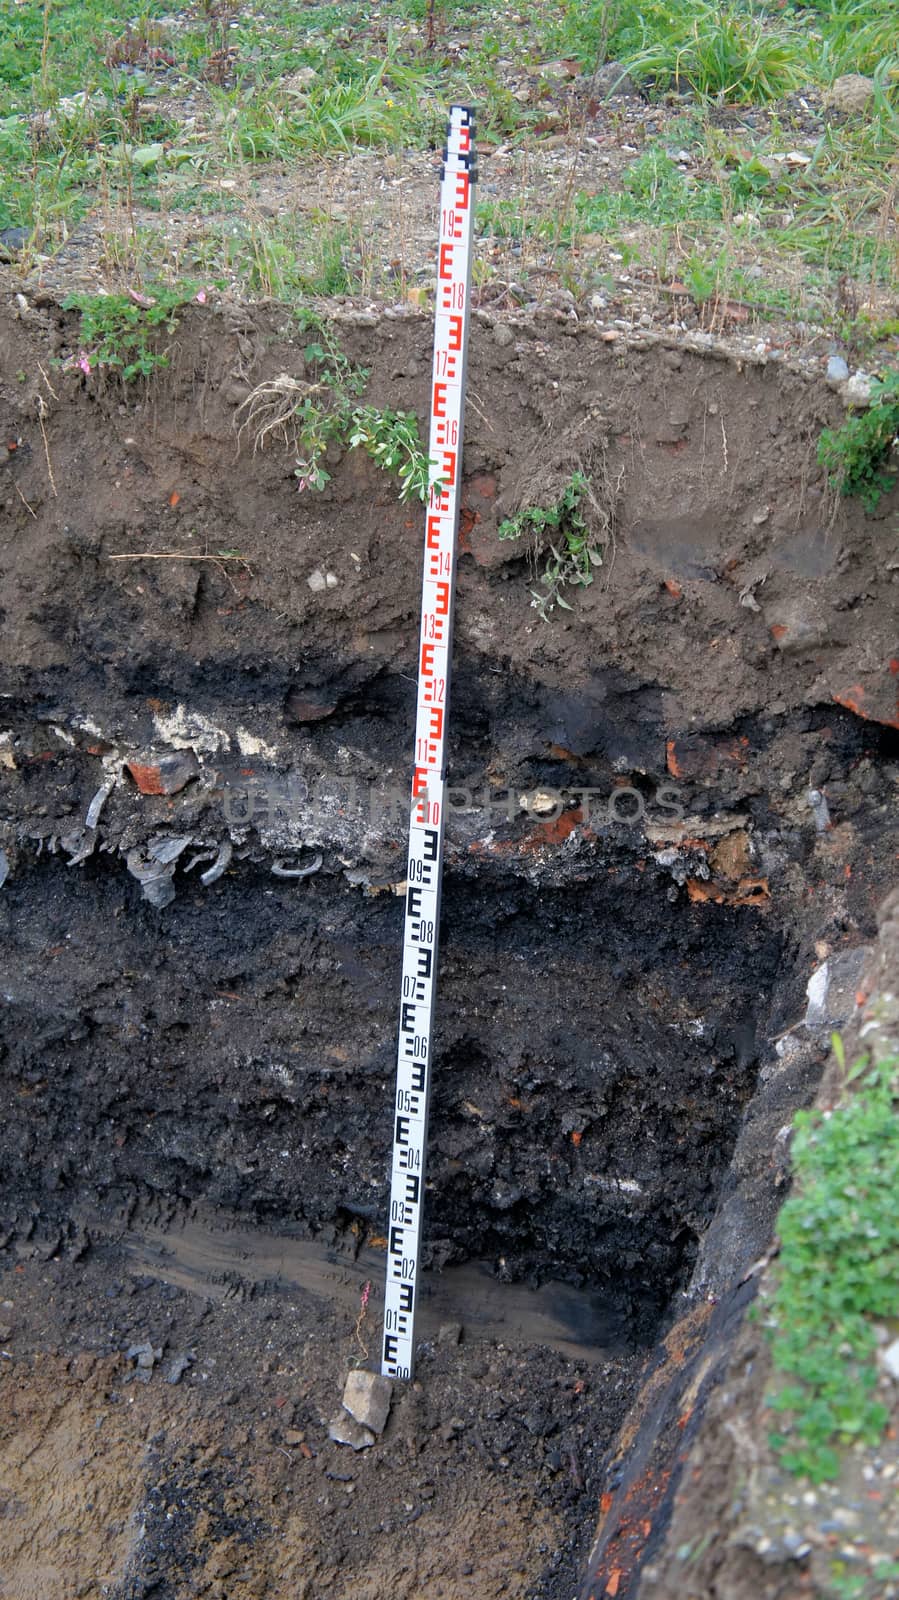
[
  {"x1": 434, "y1": 351, "x2": 457, "y2": 379},
  {"x1": 422, "y1": 676, "x2": 445, "y2": 704},
  {"x1": 414, "y1": 799, "x2": 440, "y2": 826},
  {"x1": 427, "y1": 549, "x2": 451, "y2": 578},
  {"x1": 441, "y1": 282, "x2": 465, "y2": 312},
  {"x1": 434, "y1": 417, "x2": 458, "y2": 448},
  {"x1": 441, "y1": 208, "x2": 462, "y2": 239},
  {"x1": 423, "y1": 613, "x2": 444, "y2": 641}
]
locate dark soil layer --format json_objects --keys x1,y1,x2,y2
[{"x1": 0, "y1": 295, "x2": 897, "y2": 1597}]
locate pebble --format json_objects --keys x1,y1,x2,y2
[
  {"x1": 826, "y1": 354, "x2": 849, "y2": 386},
  {"x1": 307, "y1": 569, "x2": 328, "y2": 593},
  {"x1": 844, "y1": 371, "x2": 873, "y2": 408},
  {"x1": 877, "y1": 1338, "x2": 899, "y2": 1381},
  {"x1": 438, "y1": 1322, "x2": 463, "y2": 1345}
]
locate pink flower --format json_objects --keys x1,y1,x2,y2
[
  {"x1": 77, "y1": 351, "x2": 92, "y2": 375},
  {"x1": 196, "y1": 289, "x2": 207, "y2": 304},
  {"x1": 296, "y1": 476, "x2": 308, "y2": 493}
]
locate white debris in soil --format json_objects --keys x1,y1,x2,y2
[{"x1": 153, "y1": 704, "x2": 230, "y2": 755}]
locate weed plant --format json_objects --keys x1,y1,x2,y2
[
  {"x1": 498, "y1": 470, "x2": 603, "y2": 620},
  {"x1": 62, "y1": 284, "x2": 197, "y2": 379},
  {"x1": 237, "y1": 315, "x2": 435, "y2": 502},
  {"x1": 818, "y1": 371, "x2": 899, "y2": 510},
  {"x1": 760, "y1": 1039, "x2": 899, "y2": 1483}
]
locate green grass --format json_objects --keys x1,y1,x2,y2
[
  {"x1": 760, "y1": 1040, "x2": 899, "y2": 1483},
  {"x1": 0, "y1": 0, "x2": 896, "y2": 331},
  {"x1": 615, "y1": 1, "x2": 809, "y2": 103}
]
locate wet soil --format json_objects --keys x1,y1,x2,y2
[{"x1": 0, "y1": 295, "x2": 897, "y2": 1596}]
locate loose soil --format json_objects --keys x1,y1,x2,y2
[{"x1": 0, "y1": 292, "x2": 897, "y2": 1597}]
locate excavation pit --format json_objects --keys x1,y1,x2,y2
[{"x1": 1, "y1": 301, "x2": 897, "y2": 1599}]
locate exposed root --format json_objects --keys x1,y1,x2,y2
[{"x1": 234, "y1": 372, "x2": 327, "y2": 454}]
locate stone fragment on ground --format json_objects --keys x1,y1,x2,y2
[
  {"x1": 804, "y1": 945, "x2": 871, "y2": 1031},
  {"x1": 328, "y1": 1409, "x2": 376, "y2": 1451},
  {"x1": 342, "y1": 1368, "x2": 392, "y2": 1435}
]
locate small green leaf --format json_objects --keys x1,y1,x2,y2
[{"x1": 132, "y1": 142, "x2": 164, "y2": 171}]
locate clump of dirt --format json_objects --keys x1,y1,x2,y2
[{"x1": 0, "y1": 295, "x2": 897, "y2": 1597}]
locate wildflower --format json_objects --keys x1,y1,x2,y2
[
  {"x1": 77, "y1": 351, "x2": 92, "y2": 375},
  {"x1": 296, "y1": 476, "x2": 308, "y2": 492},
  {"x1": 196, "y1": 289, "x2": 207, "y2": 304}
]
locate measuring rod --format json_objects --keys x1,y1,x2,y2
[{"x1": 381, "y1": 105, "x2": 477, "y2": 1380}]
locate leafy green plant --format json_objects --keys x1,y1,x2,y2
[
  {"x1": 237, "y1": 316, "x2": 435, "y2": 501},
  {"x1": 818, "y1": 371, "x2": 899, "y2": 510},
  {"x1": 62, "y1": 284, "x2": 198, "y2": 380},
  {"x1": 759, "y1": 1039, "x2": 899, "y2": 1482},
  {"x1": 348, "y1": 407, "x2": 435, "y2": 501},
  {"x1": 498, "y1": 470, "x2": 602, "y2": 620}
]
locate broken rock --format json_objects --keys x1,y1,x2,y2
[
  {"x1": 804, "y1": 945, "x2": 871, "y2": 1030},
  {"x1": 126, "y1": 750, "x2": 200, "y2": 796},
  {"x1": 328, "y1": 1409, "x2": 376, "y2": 1451},
  {"x1": 342, "y1": 1368, "x2": 392, "y2": 1435}
]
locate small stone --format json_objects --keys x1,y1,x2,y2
[
  {"x1": 284, "y1": 687, "x2": 338, "y2": 724},
  {"x1": 592, "y1": 61, "x2": 637, "y2": 98},
  {"x1": 826, "y1": 354, "x2": 849, "y2": 387},
  {"x1": 805, "y1": 945, "x2": 870, "y2": 1029},
  {"x1": 126, "y1": 750, "x2": 200, "y2": 796},
  {"x1": 166, "y1": 1352, "x2": 193, "y2": 1386},
  {"x1": 878, "y1": 1338, "x2": 899, "y2": 1381},
  {"x1": 284, "y1": 1428, "x2": 306, "y2": 1446},
  {"x1": 438, "y1": 1322, "x2": 463, "y2": 1346},
  {"x1": 765, "y1": 600, "x2": 828, "y2": 654},
  {"x1": 826, "y1": 74, "x2": 876, "y2": 114},
  {"x1": 0, "y1": 227, "x2": 29, "y2": 262},
  {"x1": 844, "y1": 371, "x2": 872, "y2": 408},
  {"x1": 342, "y1": 1368, "x2": 392, "y2": 1435},
  {"x1": 127, "y1": 1341, "x2": 163, "y2": 1378},
  {"x1": 0, "y1": 1324, "x2": 12, "y2": 1340},
  {"x1": 307, "y1": 569, "x2": 327, "y2": 593},
  {"x1": 493, "y1": 322, "x2": 514, "y2": 348},
  {"x1": 325, "y1": 572, "x2": 339, "y2": 589},
  {"x1": 328, "y1": 1409, "x2": 376, "y2": 1451}
]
